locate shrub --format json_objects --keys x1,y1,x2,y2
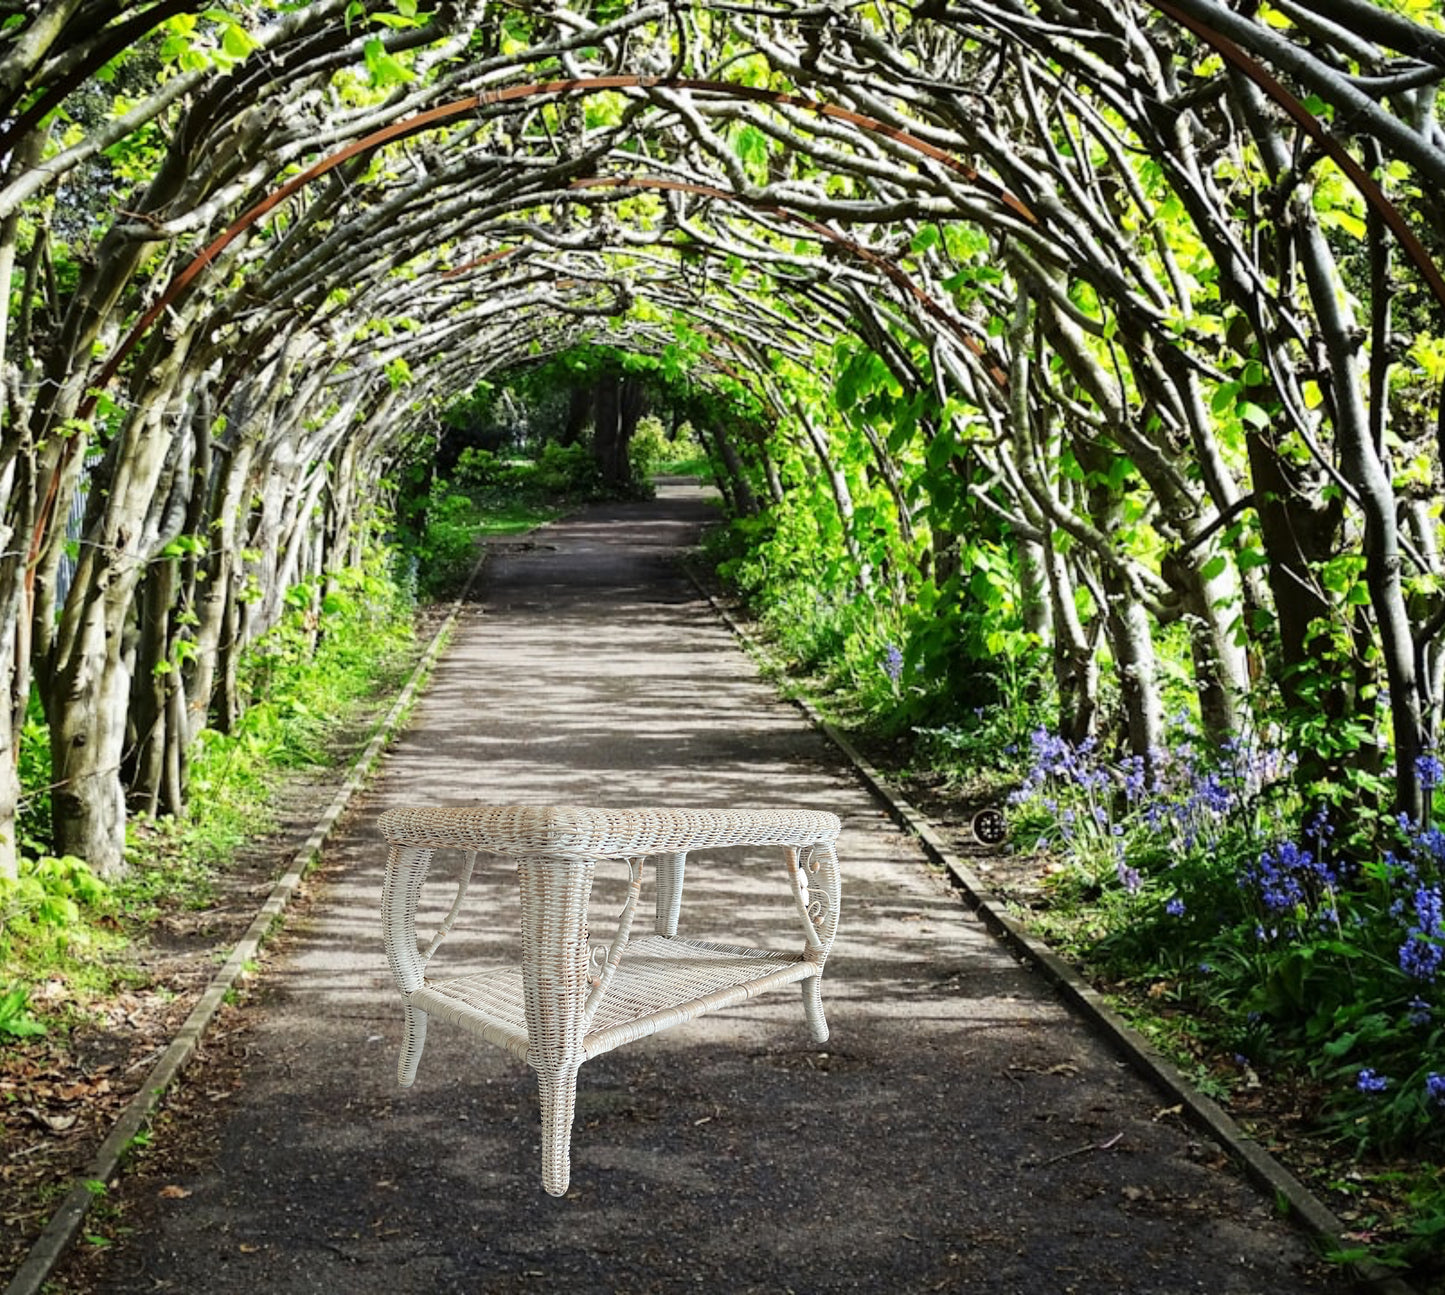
[{"x1": 534, "y1": 441, "x2": 601, "y2": 495}]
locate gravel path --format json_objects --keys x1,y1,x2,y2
[{"x1": 52, "y1": 484, "x2": 1352, "y2": 1294}]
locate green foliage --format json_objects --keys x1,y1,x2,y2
[
  {"x1": 532, "y1": 441, "x2": 601, "y2": 494},
  {"x1": 1006, "y1": 723, "x2": 1445, "y2": 1179},
  {"x1": 404, "y1": 483, "x2": 488, "y2": 597},
  {"x1": 0, "y1": 983, "x2": 46, "y2": 1038},
  {"x1": 0, "y1": 853, "x2": 120, "y2": 1041},
  {"x1": 627, "y1": 415, "x2": 671, "y2": 484},
  {"x1": 17, "y1": 691, "x2": 53, "y2": 857},
  {"x1": 181, "y1": 556, "x2": 417, "y2": 859},
  {"x1": 649, "y1": 421, "x2": 712, "y2": 479}
]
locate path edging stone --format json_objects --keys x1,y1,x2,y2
[
  {"x1": 3, "y1": 582, "x2": 475, "y2": 1295},
  {"x1": 684, "y1": 561, "x2": 1415, "y2": 1295}
]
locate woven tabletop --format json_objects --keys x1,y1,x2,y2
[{"x1": 378, "y1": 805, "x2": 841, "y2": 858}]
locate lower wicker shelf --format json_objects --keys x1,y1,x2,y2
[{"x1": 411, "y1": 934, "x2": 817, "y2": 1062}]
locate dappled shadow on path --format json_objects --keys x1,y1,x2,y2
[{"x1": 57, "y1": 486, "x2": 1351, "y2": 1295}]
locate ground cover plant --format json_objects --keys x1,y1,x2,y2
[
  {"x1": 997, "y1": 725, "x2": 1445, "y2": 1273},
  {"x1": 0, "y1": 542, "x2": 418, "y2": 1036}
]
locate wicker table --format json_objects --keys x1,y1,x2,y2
[{"x1": 379, "y1": 806, "x2": 843, "y2": 1196}]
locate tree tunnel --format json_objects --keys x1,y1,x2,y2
[{"x1": 2, "y1": 0, "x2": 1445, "y2": 878}]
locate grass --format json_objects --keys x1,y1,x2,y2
[{"x1": 653, "y1": 450, "x2": 713, "y2": 478}]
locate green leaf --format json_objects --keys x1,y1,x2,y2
[
  {"x1": 363, "y1": 37, "x2": 414, "y2": 87},
  {"x1": 1237, "y1": 401, "x2": 1271, "y2": 429},
  {"x1": 1200, "y1": 554, "x2": 1228, "y2": 581},
  {"x1": 732, "y1": 124, "x2": 770, "y2": 185},
  {"x1": 910, "y1": 224, "x2": 940, "y2": 253},
  {"x1": 220, "y1": 22, "x2": 259, "y2": 59},
  {"x1": 1210, "y1": 381, "x2": 1241, "y2": 415}
]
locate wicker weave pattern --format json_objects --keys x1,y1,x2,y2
[
  {"x1": 378, "y1": 805, "x2": 839, "y2": 857},
  {"x1": 412, "y1": 935, "x2": 815, "y2": 1060},
  {"x1": 380, "y1": 805, "x2": 843, "y2": 1197}
]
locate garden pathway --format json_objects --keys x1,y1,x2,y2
[{"x1": 54, "y1": 484, "x2": 1350, "y2": 1294}]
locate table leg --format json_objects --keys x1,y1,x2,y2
[
  {"x1": 517, "y1": 854, "x2": 595, "y2": 1197},
  {"x1": 382, "y1": 845, "x2": 434, "y2": 1087},
  {"x1": 654, "y1": 851, "x2": 687, "y2": 936},
  {"x1": 789, "y1": 841, "x2": 841, "y2": 1044}
]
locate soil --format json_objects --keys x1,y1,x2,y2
[{"x1": 11, "y1": 487, "x2": 1362, "y2": 1294}]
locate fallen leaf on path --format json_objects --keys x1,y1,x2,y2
[
  {"x1": 57, "y1": 1080, "x2": 110, "y2": 1102},
  {"x1": 158, "y1": 1185, "x2": 192, "y2": 1199},
  {"x1": 22, "y1": 1108, "x2": 77, "y2": 1133}
]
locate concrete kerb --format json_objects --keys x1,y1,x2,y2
[
  {"x1": 682, "y1": 560, "x2": 1415, "y2": 1295},
  {"x1": 3, "y1": 570, "x2": 479, "y2": 1295}
]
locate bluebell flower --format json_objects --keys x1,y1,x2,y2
[
  {"x1": 1427, "y1": 1073, "x2": 1445, "y2": 1104},
  {"x1": 882, "y1": 644, "x2": 904, "y2": 684},
  {"x1": 1400, "y1": 934, "x2": 1443, "y2": 982},
  {"x1": 1356, "y1": 1068, "x2": 1389, "y2": 1093},
  {"x1": 1407, "y1": 997, "x2": 1432, "y2": 1027},
  {"x1": 1416, "y1": 828, "x2": 1445, "y2": 866},
  {"x1": 1165, "y1": 897, "x2": 1186, "y2": 917},
  {"x1": 1416, "y1": 752, "x2": 1444, "y2": 792}
]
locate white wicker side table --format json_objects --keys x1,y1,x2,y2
[{"x1": 379, "y1": 805, "x2": 842, "y2": 1196}]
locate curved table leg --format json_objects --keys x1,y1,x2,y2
[
  {"x1": 398, "y1": 1003, "x2": 429, "y2": 1087},
  {"x1": 801, "y1": 974, "x2": 829, "y2": 1043},
  {"x1": 788, "y1": 842, "x2": 841, "y2": 1043},
  {"x1": 382, "y1": 845, "x2": 435, "y2": 1086}
]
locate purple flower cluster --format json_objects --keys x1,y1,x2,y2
[
  {"x1": 1357, "y1": 1067, "x2": 1389, "y2": 1093},
  {"x1": 1243, "y1": 837, "x2": 1340, "y2": 917},
  {"x1": 1009, "y1": 729, "x2": 1112, "y2": 803},
  {"x1": 1008, "y1": 726, "x2": 1292, "y2": 898},
  {"x1": 1398, "y1": 884, "x2": 1444, "y2": 982},
  {"x1": 883, "y1": 644, "x2": 904, "y2": 684},
  {"x1": 1428, "y1": 1073, "x2": 1445, "y2": 1104},
  {"x1": 1417, "y1": 752, "x2": 1445, "y2": 793}
]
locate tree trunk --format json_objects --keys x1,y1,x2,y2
[
  {"x1": 1046, "y1": 538, "x2": 1099, "y2": 743},
  {"x1": 48, "y1": 344, "x2": 189, "y2": 875},
  {"x1": 127, "y1": 427, "x2": 193, "y2": 815},
  {"x1": 0, "y1": 455, "x2": 29, "y2": 878},
  {"x1": 1018, "y1": 537, "x2": 1053, "y2": 643},
  {"x1": 185, "y1": 438, "x2": 255, "y2": 741},
  {"x1": 560, "y1": 384, "x2": 591, "y2": 447}
]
